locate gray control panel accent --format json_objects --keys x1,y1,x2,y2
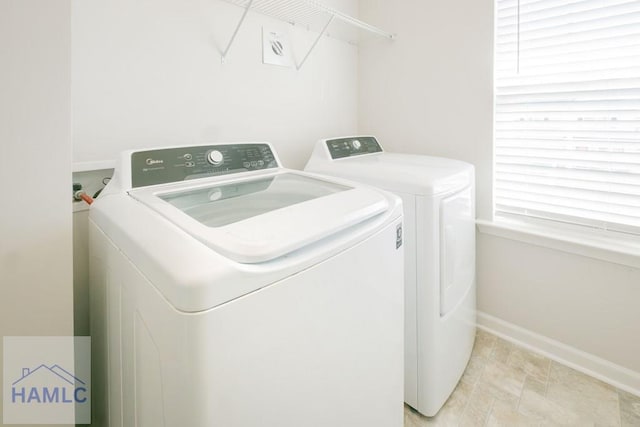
[
  {"x1": 326, "y1": 136, "x2": 383, "y2": 159},
  {"x1": 131, "y1": 143, "x2": 278, "y2": 188}
]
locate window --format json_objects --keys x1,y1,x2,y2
[{"x1": 494, "y1": 0, "x2": 640, "y2": 235}]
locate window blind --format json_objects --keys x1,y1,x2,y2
[{"x1": 495, "y1": 0, "x2": 640, "y2": 235}]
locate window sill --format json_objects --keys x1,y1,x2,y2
[{"x1": 476, "y1": 218, "x2": 640, "y2": 269}]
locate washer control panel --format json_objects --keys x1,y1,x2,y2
[
  {"x1": 131, "y1": 143, "x2": 278, "y2": 188},
  {"x1": 325, "y1": 136, "x2": 383, "y2": 159}
]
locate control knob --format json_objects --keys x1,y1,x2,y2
[{"x1": 207, "y1": 150, "x2": 224, "y2": 166}]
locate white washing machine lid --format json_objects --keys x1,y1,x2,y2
[
  {"x1": 129, "y1": 171, "x2": 389, "y2": 264},
  {"x1": 308, "y1": 151, "x2": 473, "y2": 196}
]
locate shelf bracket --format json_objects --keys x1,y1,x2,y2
[
  {"x1": 295, "y1": 14, "x2": 334, "y2": 71},
  {"x1": 221, "y1": 0, "x2": 255, "y2": 63}
]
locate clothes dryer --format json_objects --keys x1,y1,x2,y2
[{"x1": 306, "y1": 136, "x2": 475, "y2": 416}]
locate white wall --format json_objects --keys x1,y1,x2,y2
[
  {"x1": 358, "y1": 0, "x2": 640, "y2": 393},
  {"x1": 0, "y1": 0, "x2": 74, "y2": 425},
  {"x1": 478, "y1": 234, "x2": 640, "y2": 374},
  {"x1": 72, "y1": 0, "x2": 359, "y2": 169},
  {"x1": 358, "y1": 0, "x2": 494, "y2": 219}
]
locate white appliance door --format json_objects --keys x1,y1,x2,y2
[
  {"x1": 130, "y1": 172, "x2": 390, "y2": 264},
  {"x1": 439, "y1": 185, "x2": 475, "y2": 316}
]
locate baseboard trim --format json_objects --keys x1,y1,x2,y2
[{"x1": 477, "y1": 311, "x2": 640, "y2": 397}]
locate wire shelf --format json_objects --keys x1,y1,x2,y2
[
  {"x1": 221, "y1": 0, "x2": 394, "y2": 44},
  {"x1": 218, "y1": 0, "x2": 394, "y2": 69}
]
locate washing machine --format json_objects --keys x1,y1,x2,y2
[
  {"x1": 305, "y1": 136, "x2": 476, "y2": 416},
  {"x1": 89, "y1": 142, "x2": 405, "y2": 427}
]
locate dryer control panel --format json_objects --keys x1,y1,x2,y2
[
  {"x1": 131, "y1": 143, "x2": 278, "y2": 188},
  {"x1": 326, "y1": 136, "x2": 383, "y2": 159}
]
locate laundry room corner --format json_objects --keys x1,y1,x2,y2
[
  {"x1": 356, "y1": 0, "x2": 640, "y2": 397},
  {"x1": 5, "y1": 0, "x2": 640, "y2": 424}
]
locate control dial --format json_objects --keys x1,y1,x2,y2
[
  {"x1": 352, "y1": 140, "x2": 362, "y2": 150},
  {"x1": 207, "y1": 150, "x2": 224, "y2": 166}
]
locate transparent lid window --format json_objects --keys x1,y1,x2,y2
[{"x1": 158, "y1": 173, "x2": 350, "y2": 227}]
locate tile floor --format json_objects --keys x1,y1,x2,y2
[{"x1": 404, "y1": 329, "x2": 640, "y2": 426}]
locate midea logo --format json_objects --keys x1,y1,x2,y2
[{"x1": 146, "y1": 158, "x2": 164, "y2": 166}]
